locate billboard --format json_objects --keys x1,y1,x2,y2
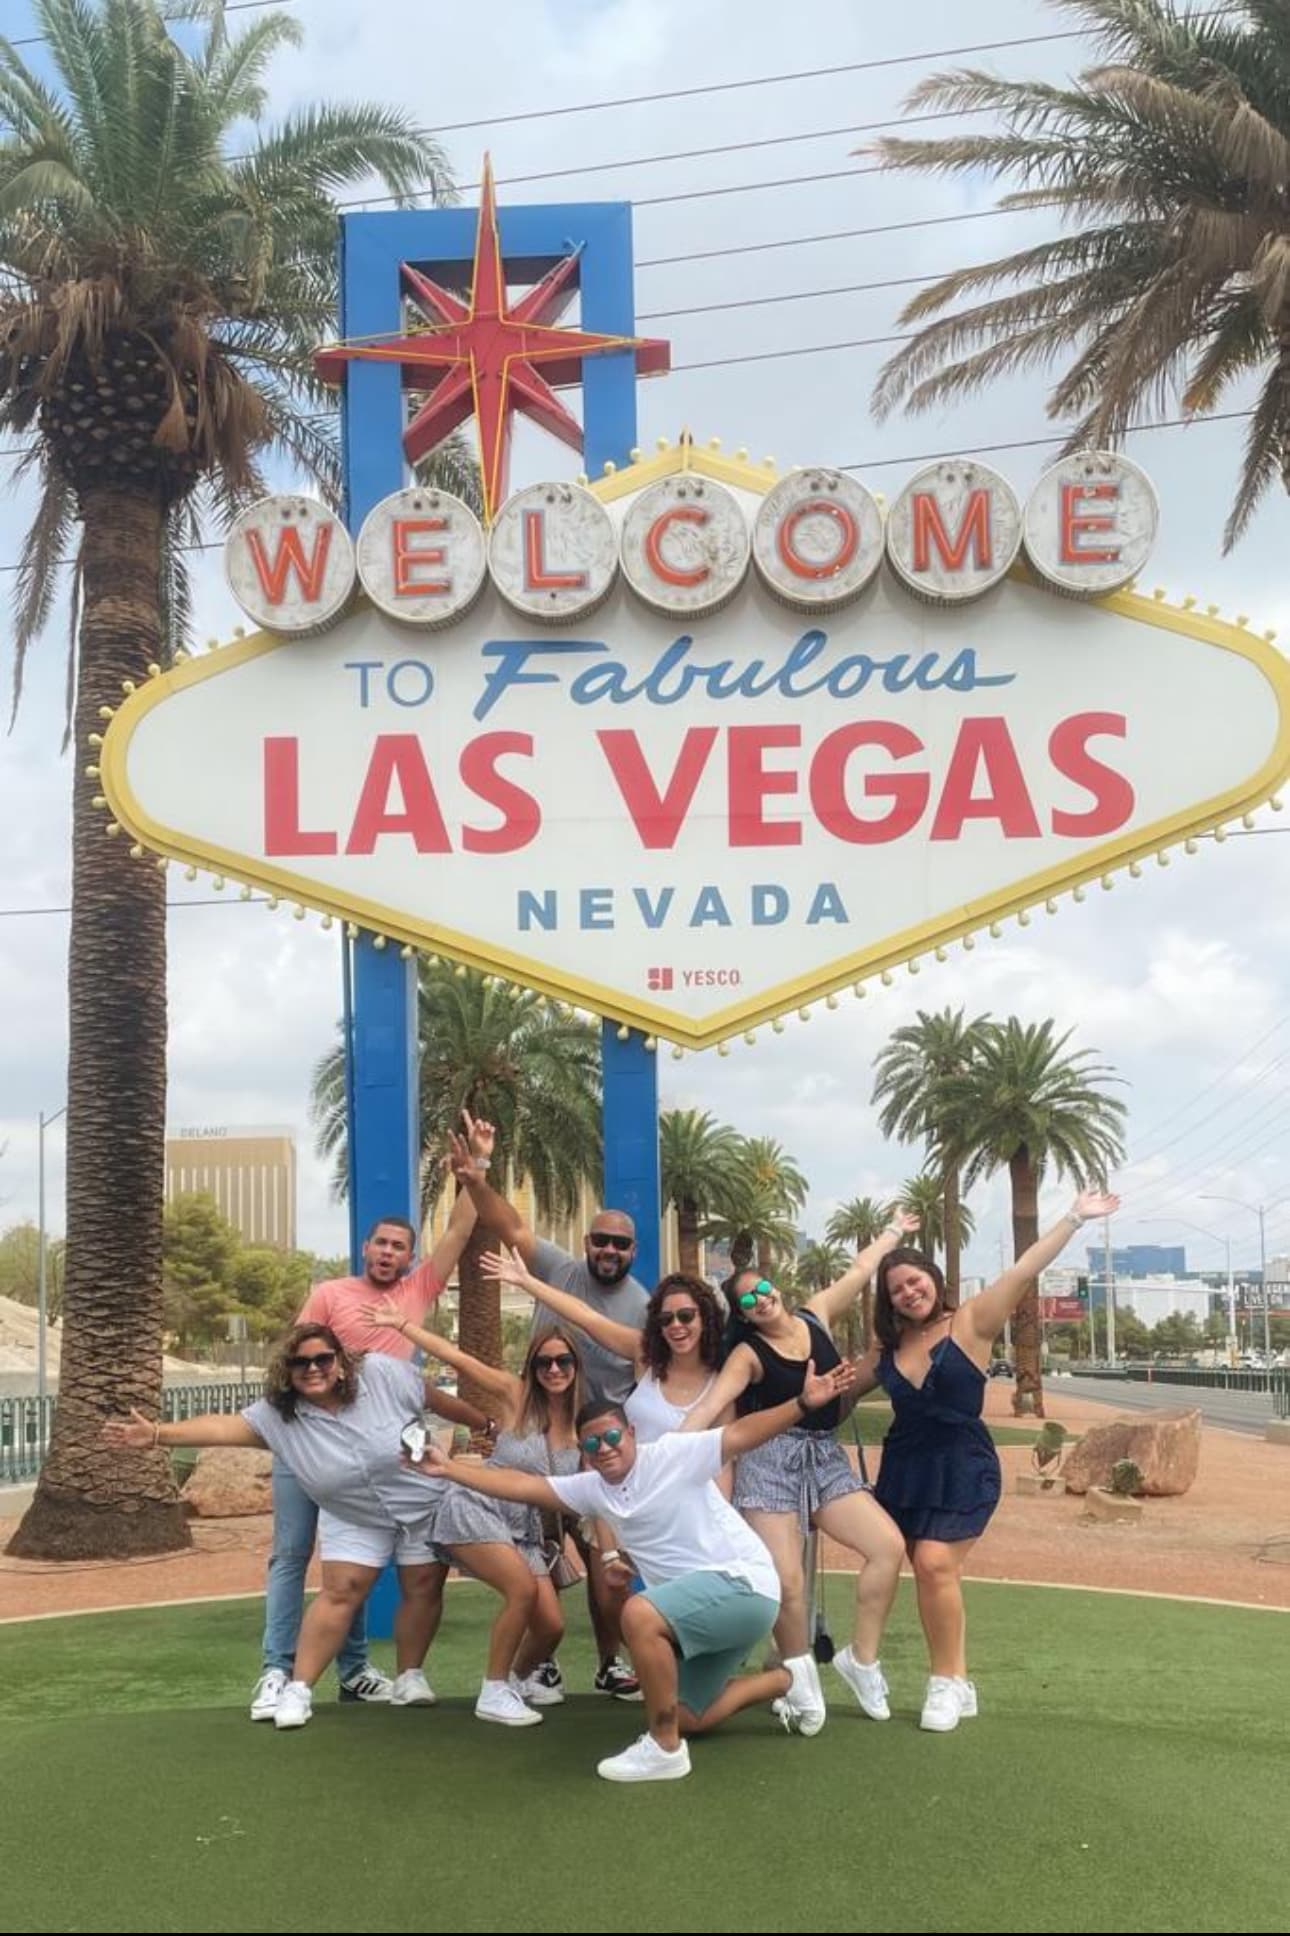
[{"x1": 98, "y1": 442, "x2": 1290, "y2": 1049}]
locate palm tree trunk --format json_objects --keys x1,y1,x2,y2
[
  {"x1": 756, "y1": 1237, "x2": 772, "y2": 1276},
  {"x1": 1008, "y1": 1146, "x2": 1044, "y2": 1419},
  {"x1": 677, "y1": 1201, "x2": 701, "y2": 1277},
  {"x1": 455, "y1": 1150, "x2": 503, "y2": 1446},
  {"x1": 943, "y1": 1165, "x2": 962, "y2": 1309},
  {"x1": 9, "y1": 486, "x2": 189, "y2": 1560}
]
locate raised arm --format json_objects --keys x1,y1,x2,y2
[
  {"x1": 415, "y1": 1443, "x2": 562, "y2": 1512},
  {"x1": 424, "y1": 1385, "x2": 492, "y2": 1435},
  {"x1": 361, "y1": 1306, "x2": 519, "y2": 1409},
  {"x1": 103, "y1": 1407, "x2": 266, "y2": 1451},
  {"x1": 719, "y1": 1360, "x2": 855, "y2": 1463},
  {"x1": 680, "y1": 1341, "x2": 760, "y2": 1432},
  {"x1": 479, "y1": 1244, "x2": 645, "y2": 1365},
  {"x1": 421, "y1": 1114, "x2": 496, "y2": 1286},
  {"x1": 448, "y1": 1112, "x2": 536, "y2": 1263},
  {"x1": 965, "y1": 1190, "x2": 1120, "y2": 1345},
  {"x1": 806, "y1": 1211, "x2": 920, "y2": 1330}
]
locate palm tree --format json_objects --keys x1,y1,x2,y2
[
  {"x1": 945, "y1": 1018, "x2": 1126, "y2": 1416},
  {"x1": 659, "y1": 1109, "x2": 742, "y2": 1276},
  {"x1": 825, "y1": 1193, "x2": 889, "y2": 1347},
  {"x1": 728, "y1": 1136, "x2": 809, "y2": 1276},
  {"x1": 312, "y1": 962, "x2": 602, "y2": 1412},
  {"x1": 872, "y1": 1008, "x2": 993, "y2": 1306},
  {"x1": 895, "y1": 1173, "x2": 977, "y2": 1261},
  {"x1": 868, "y1": 0, "x2": 1290, "y2": 549},
  {"x1": 6, "y1": 0, "x2": 450, "y2": 1562},
  {"x1": 796, "y1": 1240, "x2": 849, "y2": 1293}
]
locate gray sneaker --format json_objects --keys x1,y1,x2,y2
[{"x1": 338, "y1": 1665, "x2": 394, "y2": 1704}]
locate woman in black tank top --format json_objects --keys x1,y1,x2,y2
[{"x1": 681, "y1": 1215, "x2": 918, "y2": 1736}]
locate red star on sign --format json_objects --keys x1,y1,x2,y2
[{"x1": 315, "y1": 157, "x2": 671, "y2": 522}]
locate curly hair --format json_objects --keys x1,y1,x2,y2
[
  {"x1": 263, "y1": 1324, "x2": 362, "y2": 1420},
  {"x1": 643, "y1": 1274, "x2": 725, "y2": 1379},
  {"x1": 516, "y1": 1325, "x2": 586, "y2": 1437},
  {"x1": 872, "y1": 1248, "x2": 949, "y2": 1351}
]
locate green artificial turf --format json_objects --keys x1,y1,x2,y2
[{"x1": 1, "y1": 1577, "x2": 1286, "y2": 1933}]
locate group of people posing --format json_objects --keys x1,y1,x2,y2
[{"x1": 105, "y1": 1111, "x2": 1118, "y2": 1784}]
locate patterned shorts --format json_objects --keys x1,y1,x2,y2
[{"x1": 733, "y1": 1428, "x2": 865, "y2": 1533}]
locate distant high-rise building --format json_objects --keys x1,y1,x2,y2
[
  {"x1": 165, "y1": 1125, "x2": 296, "y2": 1250},
  {"x1": 1087, "y1": 1243, "x2": 1186, "y2": 1279}
]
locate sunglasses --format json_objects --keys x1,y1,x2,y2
[
  {"x1": 659, "y1": 1308, "x2": 699, "y2": 1328},
  {"x1": 738, "y1": 1280, "x2": 775, "y2": 1312},
  {"x1": 535, "y1": 1352, "x2": 576, "y2": 1372},
  {"x1": 588, "y1": 1232, "x2": 634, "y2": 1252},
  {"x1": 580, "y1": 1426, "x2": 625, "y2": 1454},
  {"x1": 289, "y1": 1351, "x2": 336, "y2": 1372}
]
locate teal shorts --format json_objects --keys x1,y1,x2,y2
[{"x1": 643, "y1": 1571, "x2": 780, "y2": 1716}]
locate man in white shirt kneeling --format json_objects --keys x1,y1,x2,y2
[{"x1": 416, "y1": 1357, "x2": 853, "y2": 1782}]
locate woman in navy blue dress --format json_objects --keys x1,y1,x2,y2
[{"x1": 853, "y1": 1188, "x2": 1119, "y2": 1734}]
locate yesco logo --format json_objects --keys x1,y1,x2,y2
[{"x1": 648, "y1": 966, "x2": 742, "y2": 990}]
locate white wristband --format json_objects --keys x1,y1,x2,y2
[
  {"x1": 472, "y1": 1159, "x2": 490, "y2": 1174},
  {"x1": 1064, "y1": 1209, "x2": 1085, "y2": 1228},
  {"x1": 601, "y1": 1548, "x2": 621, "y2": 1565}
]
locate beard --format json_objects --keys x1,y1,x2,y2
[{"x1": 589, "y1": 1250, "x2": 633, "y2": 1285}]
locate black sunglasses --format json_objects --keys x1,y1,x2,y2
[
  {"x1": 659, "y1": 1308, "x2": 699, "y2": 1327},
  {"x1": 588, "y1": 1232, "x2": 633, "y2": 1252},
  {"x1": 535, "y1": 1352, "x2": 576, "y2": 1372},
  {"x1": 289, "y1": 1351, "x2": 336, "y2": 1372}
]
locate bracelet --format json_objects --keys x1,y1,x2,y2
[
  {"x1": 472, "y1": 1159, "x2": 490, "y2": 1174},
  {"x1": 1064, "y1": 1210, "x2": 1086, "y2": 1229},
  {"x1": 602, "y1": 1549, "x2": 622, "y2": 1565},
  {"x1": 881, "y1": 1223, "x2": 904, "y2": 1240}
]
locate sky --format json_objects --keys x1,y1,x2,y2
[{"x1": 4, "y1": 0, "x2": 1290, "y2": 1278}]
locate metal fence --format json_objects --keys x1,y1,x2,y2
[
  {"x1": 0, "y1": 1380, "x2": 260, "y2": 1485},
  {"x1": 1069, "y1": 1362, "x2": 1290, "y2": 1400}
]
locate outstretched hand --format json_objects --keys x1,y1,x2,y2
[
  {"x1": 886, "y1": 1210, "x2": 920, "y2": 1239},
  {"x1": 359, "y1": 1302, "x2": 408, "y2": 1335},
  {"x1": 102, "y1": 1408, "x2": 155, "y2": 1450},
  {"x1": 402, "y1": 1441, "x2": 451, "y2": 1478},
  {"x1": 1072, "y1": 1189, "x2": 1120, "y2": 1221},
  {"x1": 478, "y1": 1243, "x2": 532, "y2": 1292},
  {"x1": 801, "y1": 1358, "x2": 855, "y2": 1412}
]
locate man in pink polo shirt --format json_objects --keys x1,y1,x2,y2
[{"x1": 249, "y1": 1117, "x2": 495, "y2": 1722}]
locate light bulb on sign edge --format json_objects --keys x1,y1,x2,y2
[
  {"x1": 401, "y1": 945, "x2": 414, "y2": 960},
  {"x1": 718, "y1": 1042, "x2": 730, "y2": 1056},
  {"x1": 644, "y1": 1037, "x2": 656, "y2": 1052},
  {"x1": 881, "y1": 971, "x2": 894, "y2": 986},
  {"x1": 617, "y1": 1025, "x2": 630, "y2": 1041},
  {"x1": 772, "y1": 1017, "x2": 785, "y2": 1033},
  {"x1": 672, "y1": 1046, "x2": 684, "y2": 1060},
  {"x1": 105, "y1": 822, "x2": 120, "y2": 835},
  {"x1": 744, "y1": 1030, "x2": 757, "y2": 1044}
]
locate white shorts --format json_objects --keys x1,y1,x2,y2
[{"x1": 317, "y1": 1508, "x2": 444, "y2": 1570}]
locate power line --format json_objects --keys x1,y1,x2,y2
[
  {"x1": 340, "y1": 160, "x2": 888, "y2": 217},
  {"x1": 0, "y1": 894, "x2": 269, "y2": 917},
  {"x1": 837, "y1": 407, "x2": 1256, "y2": 473},
  {"x1": 639, "y1": 205, "x2": 1018, "y2": 270},
  {"x1": 674, "y1": 329, "x2": 908, "y2": 373},
  {"x1": 639, "y1": 269, "x2": 948, "y2": 323},
  {"x1": 426, "y1": 29, "x2": 1134, "y2": 135},
  {"x1": 9, "y1": 0, "x2": 296, "y2": 45},
  {"x1": 1125, "y1": 1014, "x2": 1290, "y2": 1162}
]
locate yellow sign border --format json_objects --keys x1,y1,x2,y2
[{"x1": 101, "y1": 449, "x2": 1290, "y2": 1051}]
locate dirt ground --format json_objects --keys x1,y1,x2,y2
[{"x1": 3, "y1": 1383, "x2": 1289, "y2": 1620}]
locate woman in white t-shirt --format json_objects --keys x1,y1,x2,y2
[
  {"x1": 481, "y1": 1246, "x2": 732, "y2": 1443},
  {"x1": 102, "y1": 1323, "x2": 447, "y2": 1730}
]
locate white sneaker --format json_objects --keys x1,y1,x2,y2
[
  {"x1": 273, "y1": 1680, "x2": 313, "y2": 1730},
  {"x1": 390, "y1": 1669, "x2": 436, "y2": 1707},
  {"x1": 832, "y1": 1647, "x2": 891, "y2": 1721},
  {"x1": 956, "y1": 1677, "x2": 978, "y2": 1718},
  {"x1": 597, "y1": 1733, "x2": 691, "y2": 1783},
  {"x1": 920, "y1": 1675, "x2": 963, "y2": 1733},
  {"x1": 781, "y1": 1652, "x2": 827, "y2": 1736},
  {"x1": 250, "y1": 1668, "x2": 287, "y2": 1722},
  {"x1": 475, "y1": 1679, "x2": 543, "y2": 1727},
  {"x1": 511, "y1": 1670, "x2": 565, "y2": 1708}
]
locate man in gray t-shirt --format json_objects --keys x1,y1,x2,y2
[
  {"x1": 527, "y1": 1234, "x2": 650, "y2": 1405},
  {"x1": 451, "y1": 1122, "x2": 651, "y2": 1698}
]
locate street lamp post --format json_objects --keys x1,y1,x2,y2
[
  {"x1": 37, "y1": 1105, "x2": 67, "y2": 1402},
  {"x1": 1200, "y1": 1196, "x2": 1275, "y2": 1358}
]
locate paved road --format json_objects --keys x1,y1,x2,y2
[{"x1": 1056, "y1": 1374, "x2": 1278, "y2": 1439}]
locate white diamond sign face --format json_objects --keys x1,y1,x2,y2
[{"x1": 103, "y1": 456, "x2": 1290, "y2": 1049}]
